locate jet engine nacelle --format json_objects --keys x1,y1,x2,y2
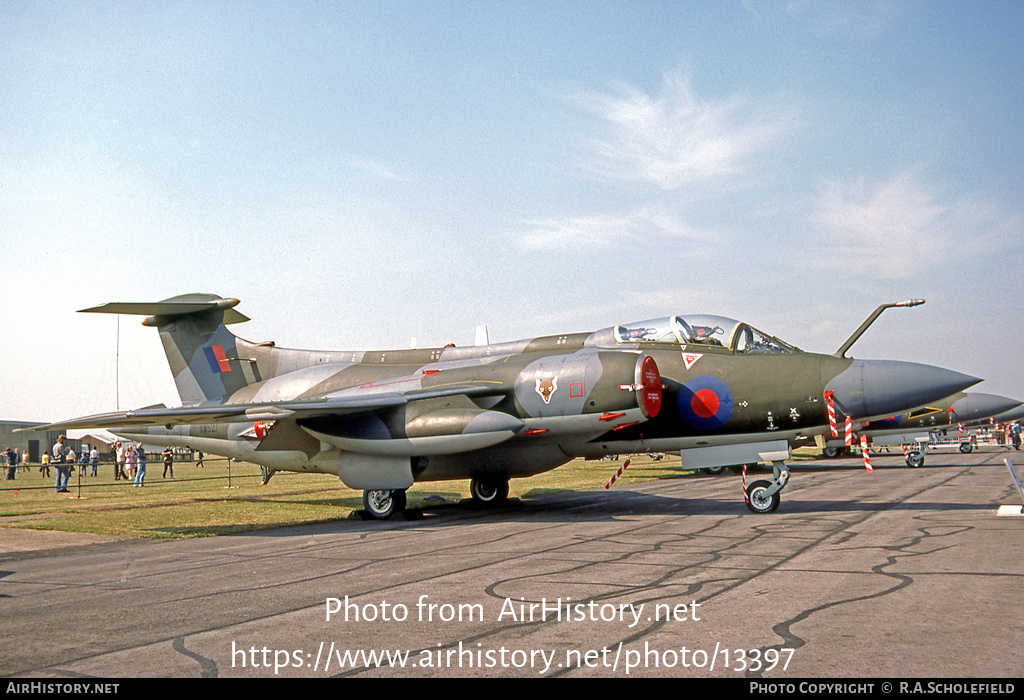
[{"x1": 304, "y1": 403, "x2": 524, "y2": 458}]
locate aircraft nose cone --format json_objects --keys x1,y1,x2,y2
[
  {"x1": 994, "y1": 405, "x2": 1024, "y2": 424},
  {"x1": 827, "y1": 360, "x2": 981, "y2": 419},
  {"x1": 950, "y1": 393, "x2": 1022, "y2": 421}
]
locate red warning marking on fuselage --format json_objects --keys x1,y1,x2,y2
[{"x1": 682, "y1": 353, "x2": 703, "y2": 370}]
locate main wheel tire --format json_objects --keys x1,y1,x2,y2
[
  {"x1": 822, "y1": 446, "x2": 841, "y2": 458},
  {"x1": 906, "y1": 451, "x2": 925, "y2": 468},
  {"x1": 745, "y1": 480, "x2": 780, "y2": 514},
  {"x1": 470, "y1": 477, "x2": 509, "y2": 505},
  {"x1": 363, "y1": 489, "x2": 406, "y2": 519},
  {"x1": 959, "y1": 442, "x2": 973, "y2": 454},
  {"x1": 702, "y1": 465, "x2": 728, "y2": 475}
]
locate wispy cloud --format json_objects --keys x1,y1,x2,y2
[
  {"x1": 567, "y1": 70, "x2": 797, "y2": 190},
  {"x1": 340, "y1": 154, "x2": 412, "y2": 183},
  {"x1": 784, "y1": 0, "x2": 901, "y2": 39},
  {"x1": 520, "y1": 70, "x2": 797, "y2": 254},
  {"x1": 518, "y1": 206, "x2": 720, "y2": 254},
  {"x1": 809, "y1": 170, "x2": 1023, "y2": 278}
]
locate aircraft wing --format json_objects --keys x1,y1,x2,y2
[{"x1": 23, "y1": 384, "x2": 506, "y2": 433}]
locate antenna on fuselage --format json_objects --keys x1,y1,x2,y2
[{"x1": 475, "y1": 325, "x2": 489, "y2": 347}]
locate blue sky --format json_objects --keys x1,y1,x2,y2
[{"x1": 2, "y1": 1, "x2": 1023, "y2": 422}]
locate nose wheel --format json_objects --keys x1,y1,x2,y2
[
  {"x1": 744, "y1": 461, "x2": 790, "y2": 514},
  {"x1": 903, "y1": 438, "x2": 931, "y2": 467}
]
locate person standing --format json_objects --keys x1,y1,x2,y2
[
  {"x1": 134, "y1": 444, "x2": 147, "y2": 487},
  {"x1": 5, "y1": 447, "x2": 15, "y2": 480},
  {"x1": 90, "y1": 447, "x2": 99, "y2": 477},
  {"x1": 52, "y1": 435, "x2": 70, "y2": 493},
  {"x1": 125, "y1": 443, "x2": 136, "y2": 480},
  {"x1": 162, "y1": 446, "x2": 174, "y2": 478},
  {"x1": 114, "y1": 441, "x2": 127, "y2": 480}
]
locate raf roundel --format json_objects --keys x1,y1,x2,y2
[{"x1": 677, "y1": 375, "x2": 733, "y2": 430}]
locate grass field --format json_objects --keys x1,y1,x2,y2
[{"x1": 0, "y1": 453, "x2": 702, "y2": 540}]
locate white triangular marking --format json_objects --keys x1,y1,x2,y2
[{"x1": 682, "y1": 353, "x2": 703, "y2": 370}]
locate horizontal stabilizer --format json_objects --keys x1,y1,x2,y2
[{"x1": 79, "y1": 294, "x2": 250, "y2": 325}]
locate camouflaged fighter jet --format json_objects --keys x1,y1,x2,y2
[
  {"x1": 929, "y1": 398, "x2": 1024, "y2": 455},
  {"x1": 820, "y1": 391, "x2": 1022, "y2": 466},
  {"x1": 32, "y1": 294, "x2": 980, "y2": 518}
]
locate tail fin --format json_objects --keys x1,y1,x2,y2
[{"x1": 81, "y1": 294, "x2": 260, "y2": 405}]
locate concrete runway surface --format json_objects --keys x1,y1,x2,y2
[{"x1": 2, "y1": 448, "x2": 1022, "y2": 678}]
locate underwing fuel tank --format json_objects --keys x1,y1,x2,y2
[
  {"x1": 825, "y1": 359, "x2": 980, "y2": 420},
  {"x1": 305, "y1": 405, "x2": 526, "y2": 457}
]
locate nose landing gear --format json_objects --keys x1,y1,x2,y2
[{"x1": 744, "y1": 461, "x2": 790, "y2": 514}]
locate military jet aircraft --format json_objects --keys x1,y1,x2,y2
[
  {"x1": 937, "y1": 401, "x2": 1024, "y2": 453},
  {"x1": 30, "y1": 294, "x2": 979, "y2": 518},
  {"x1": 819, "y1": 392, "x2": 1022, "y2": 466}
]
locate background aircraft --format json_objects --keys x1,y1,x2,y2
[
  {"x1": 31, "y1": 294, "x2": 979, "y2": 518},
  {"x1": 819, "y1": 391, "x2": 1021, "y2": 466},
  {"x1": 934, "y1": 402, "x2": 1024, "y2": 453}
]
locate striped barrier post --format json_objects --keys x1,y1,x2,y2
[
  {"x1": 825, "y1": 391, "x2": 839, "y2": 437},
  {"x1": 605, "y1": 459, "x2": 632, "y2": 489},
  {"x1": 860, "y1": 434, "x2": 873, "y2": 473}
]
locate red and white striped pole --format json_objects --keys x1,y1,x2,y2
[
  {"x1": 605, "y1": 459, "x2": 631, "y2": 489},
  {"x1": 825, "y1": 391, "x2": 839, "y2": 437},
  {"x1": 845, "y1": 416, "x2": 853, "y2": 447},
  {"x1": 860, "y1": 434, "x2": 873, "y2": 473}
]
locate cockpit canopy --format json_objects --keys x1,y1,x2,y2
[{"x1": 613, "y1": 315, "x2": 797, "y2": 354}]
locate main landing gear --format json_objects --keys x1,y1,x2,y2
[
  {"x1": 362, "y1": 477, "x2": 511, "y2": 520},
  {"x1": 362, "y1": 489, "x2": 407, "y2": 520},
  {"x1": 744, "y1": 461, "x2": 790, "y2": 514},
  {"x1": 470, "y1": 477, "x2": 509, "y2": 506}
]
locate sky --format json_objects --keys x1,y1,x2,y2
[{"x1": 2, "y1": 0, "x2": 1023, "y2": 423}]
